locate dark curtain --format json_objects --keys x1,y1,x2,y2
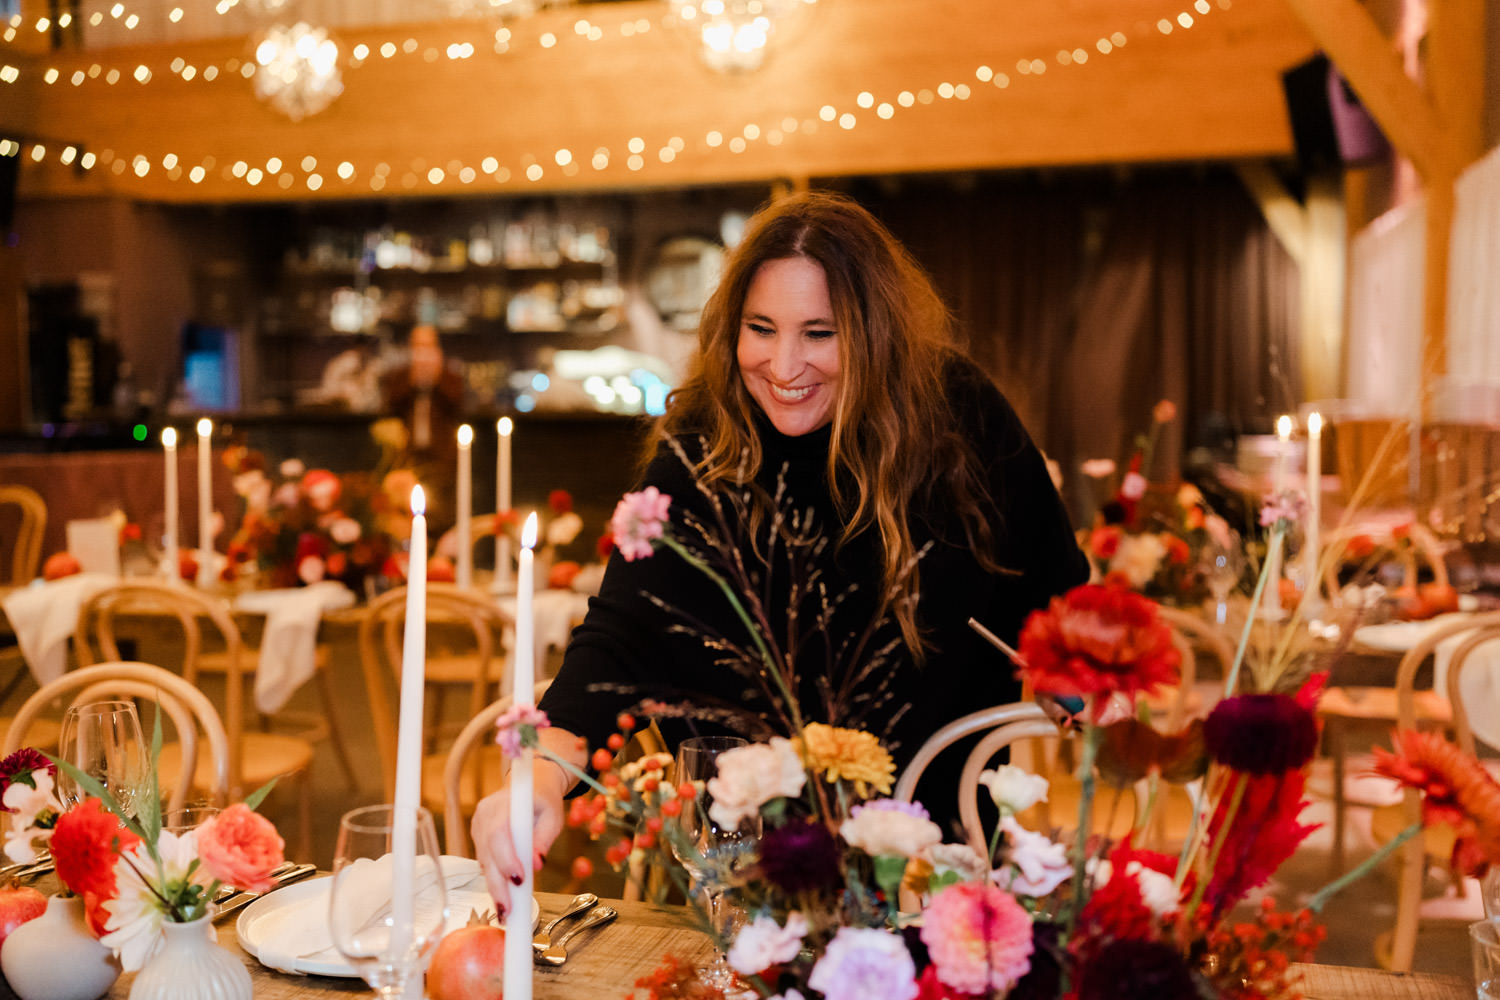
[{"x1": 849, "y1": 167, "x2": 1301, "y2": 525}]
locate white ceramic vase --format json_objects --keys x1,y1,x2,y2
[
  {"x1": 0, "y1": 894, "x2": 120, "y2": 1000},
  {"x1": 127, "y1": 912, "x2": 251, "y2": 1000}
]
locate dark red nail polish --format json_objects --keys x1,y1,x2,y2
[{"x1": 510, "y1": 873, "x2": 523, "y2": 886}]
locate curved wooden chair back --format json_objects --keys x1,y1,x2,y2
[
  {"x1": 74, "y1": 581, "x2": 250, "y2": 788},
  {"x1": 359, "y1": 583, "x2": 516, "y2": 801},
  {"x1": 0, "y1": 485, "x2": 46, "y2": 585},
  {"x1": 1383, "y1": 612, "x2": 1500, "y2": 972},
  {"x1": 1, "y1": 660, "x2": 231, "y2": 812},
  {"x1": 439, "y1": 679, "x2": 554, "y2": 857}
]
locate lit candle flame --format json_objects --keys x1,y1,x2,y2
[
  {"x1": 1307, "y1": 411, "x2": 1322, "y2": 436},
  {"x1": 196, "y1": 417, "x2": 213, "y2": 437},
  {"x1": 411, "y1": 484, "x2": 426, "y2": 517},
  {"x1": 458, "y1": 423, "x2": 473, "y2": 447},
  {"x1": 498, "y1": 416, "x2": 513, "y2": 437},
  {"x1": 1276, "y1": 414, "x2": 1293, "y2": 440},
  {"x1": 162, "y1": 427, "x2": 176, "y2": 448},
  {"x1": 521, "y1": 511, "x2": 538, "y2": 549}
]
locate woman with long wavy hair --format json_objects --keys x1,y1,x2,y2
[{"x1": 474, "y1": 190, "x2": 1087, "y2": 903}]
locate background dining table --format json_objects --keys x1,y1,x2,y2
[{"x1": 0, "y1": 890, "x2": 1470, "y2": 1000}]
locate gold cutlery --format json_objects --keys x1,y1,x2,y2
[
  {"x1": 213, "y1": 863, "x2": 318, "y2": 921},
  {"x1": 531, "y1": 892, "x2": 598, "y2": 954},
  {"x1": 534, "y1": 905, "x2": 616, "y2": 967}
]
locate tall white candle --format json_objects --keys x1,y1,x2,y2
[
  {"x1": 162, "y1": 428, "x2": 179, "y2": 583},
  {"x1": 391, "y1": 485, "x2": 428, "y2": 957},
  {"x1": 1262, "y1": 414, "x2": 1293, "y2": 618},
  {"x1": 1303, "y1": 412, "x2": 1323, "y2": 608},
  {"x1": 456, "y1": 424, "x2": 473, "y2": 589},
  {"x1": 196, "y1": 418, "x2": 213, "y2": 588},
  {"x1": 494, "y1": 417, "x2": 514, "y2": 592},
  {"x1": 504, "y1": 511, "x2": 538, "y2": 1000}
]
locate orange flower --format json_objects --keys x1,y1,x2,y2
[
  {"x1": 1089, "y1": 525, "x2": 1122, "y2": 560},
  {"x1": 1152, "y1": 399, "x2": 1177, "y2": 424},
  {"x1": 1373, "y1": 730, "x2": 1500, "y2": 876},
  {"x1": 196, "y1": 803, "x2": 286, "y2": 892}
]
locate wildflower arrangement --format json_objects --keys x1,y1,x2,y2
[
  {"x1": 491, "y1": 489, "x2": 586, "y2": 558},
  {"x1": 491, "y1": 473, "x2": 1500, "y2": 1000},
  {"x1": 1, "y1": 723, "x2": 285, "y2": 971},
  {"x1": 1079, "y1": 400, "x2": 1237, "y2": 606},
  {"x1": 220, "y1": 444, "x2": 408, "y2": 590}
]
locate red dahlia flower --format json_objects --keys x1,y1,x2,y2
[
  {"x1": 1373, "y1": 729, "x2": 1500, "y2": 877},
  {"x1": 1016, "y1": 581, "x2": 1180, "y2": 720},
  {"x1": 51, "y1": 797, "x2": 139, "y2": 900}
]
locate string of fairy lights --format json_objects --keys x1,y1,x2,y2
[{"x1": 0, "y1": 0, "x2": 1236, "y2": 195}]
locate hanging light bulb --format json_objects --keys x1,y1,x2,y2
[
  {"x1": 252, "y1": 21, "x2": 343, "y2": 121},
  {"x1": 449, "y1": 0, "x2": 572, "y2": 18},
  {"x1": 666, "y1": 0, "x2": 814, "y2": 73}
]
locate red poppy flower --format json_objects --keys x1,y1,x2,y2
[{"x1": 1016, "y1": 581, "x2": 1181, "y2": 718}]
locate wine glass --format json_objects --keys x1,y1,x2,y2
[
  {"x1": 329, "y1": 804, "x2": 448, "y2": 1000},
  {"x1": 1201, "y1": 530, "x2": 1244, "y2": 625},
  {"x1": 671, "y1": 736, "x2": 759, "y2": 991},
  {"x1": 57, "y1": 700, "x2": 149, "y2": 817}
]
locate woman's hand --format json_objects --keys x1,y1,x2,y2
[{"x1": 472, "y1": 727, "x2": 585, "y2": 910}]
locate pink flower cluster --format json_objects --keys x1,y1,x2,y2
[{"x1": 609, "y1": 487, "x2": 672, "y2": 561}]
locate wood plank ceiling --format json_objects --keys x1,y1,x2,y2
[{"x1": 0, "y1": 0, "x2": 1318, "y2": 203}]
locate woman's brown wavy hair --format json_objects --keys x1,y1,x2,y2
[{"x1": 653, "y1": 190, "x2": 1000, "y2": 659}]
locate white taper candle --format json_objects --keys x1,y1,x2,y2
[
  {"x1": 1304, "y1": 412, "x2": 1323, "y2": 609},
  {"x1": 1262, "y1": 414, "x2": 1293, "y2": 618},
  {"x1": 162, "y1": 428, "x2": 179, "y2": 582},
  {"x1": 196, "y1": 418, "x2": 213, "y2": 588},
  {"x1": 391, "y1": 485, "x2": 428, "y2": 956},
  {"x1": 457, "y1": 424, "x2": 473, "y2": 589},
  {"x1": 504, "y1": 511, "x2": 539, "y2": 1000},
  {"x1": 494, "y1": 417, "x2": 514, "y2": 592}
]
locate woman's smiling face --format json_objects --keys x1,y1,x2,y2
[{"x1": 735, "y1": 256, "x2": 841, "y2": 437}]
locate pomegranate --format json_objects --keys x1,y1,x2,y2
[
  {"x1": 427, "y1": 912, "x2": 506, "y2": 1000},
  {"x1": 41, "y1": 552, "x2": 82, "y2": 581},
  {"x1": 0, "y1": 885, "x2": 46, "y2": 949}
]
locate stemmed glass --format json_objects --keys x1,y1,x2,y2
[
  {"x1": 57, "y1": 700, "x2": 149, "y2": 817},
  {"x1": 671, "y1": 736, "x2": 759, "y2": 991},
  {"x1": 329, "y1": 804, "x2": 448, "y2": 1000},
  {"x1": 1201, "y1": 530, "x2": 1244, "y2": 625}
]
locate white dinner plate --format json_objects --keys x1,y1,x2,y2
[
  {"x1": 236, "y1": 875, "x2": 538, "y2": 978},
  {"x1": 1352, "y1": 613, "x2": 1472, "y2": 653}
]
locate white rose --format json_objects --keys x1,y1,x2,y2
[{"x1": 978, "y1": 765, "x2": 1048, "y2": 815}]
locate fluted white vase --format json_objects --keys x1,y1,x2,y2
[
  {"x1": 127, "y1": 912, "x2": 250, "y2": 1000},
  {"x1": 0, "y1": 894, "x2": 120, "y2": 1000}
]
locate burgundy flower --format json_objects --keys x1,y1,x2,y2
[
  {"x1": 756, "y1": 819, "x2": 842, "y2": 894},
  {"x1": 1203, "y1": 693, "x2": 1318, "y2": 775},
  {"x1": 1074, "y1": 939, "x2": 1197, "y2": 1000},
  {"x1": 0, "y1": 748, "x2": 55, "y2": 812}
]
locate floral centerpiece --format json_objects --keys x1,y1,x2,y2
[
  {"x1": 492, "y1": 479, "x2": 1500, "y2": 1000},
  {"x1": 221, "y1": 443, "x2": 410, "y2": 591},
  {"x1": 1079, "y1": 400, "x2": 1238, "y2": 606},
  {"x1": 1, "y1": 723, "x2": 285, "y2": 973}
]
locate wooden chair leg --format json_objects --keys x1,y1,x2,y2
[
  {"x1": 314, "y1": 668, "x2": 360, "y2": 790},
  {"x1": 1329, "y1": 718, "x2": 1347, "y2": 878},
  {"x1": 1381, "y1": 821, "x2": 1426, "y2": 972},
  {"x1": 295, "y1": 769, "x2": 314, "y2": 864}
]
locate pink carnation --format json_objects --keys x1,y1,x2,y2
[
  {"x1": 919, "y1": 881, "x2": 1034, "y2": 996},
  {"x1": 610, "y1": 487, "x2": 671, "y2": 561},
  {"x1": 495, "y1": 704, "x2": 550, "y2": 758},
  {"x1": 196, "y1": 804, "x2": 285, "y2": 892}
]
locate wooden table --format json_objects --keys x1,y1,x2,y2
[{"x1": 12, "y1": 891, "x2": 1461, "y2": 1000}]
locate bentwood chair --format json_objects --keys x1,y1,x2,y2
[
  {"x1": 438, "y1": 679, "x2": 554, "y2": 857},
  {"x1": 359, "y1": 583, "x2": 517, "y2": 799},
  {"x1": 0, "y1": 484, "x2": 46, "y2": 586},
  {"x1": 1373, "y1": 621, "x2": 1500, "y2": 971},
  {"x1": 73, "y1": 580, "x2": 315, "y2": 856},
  {"x1": 2, "y1": 660, "x2": 231, "y2": 814}
]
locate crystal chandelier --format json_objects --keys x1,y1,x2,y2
[
  {"x1": 666, "y1": 0, "x2": 816, "y2": 73},
  {"x1": 252, "y1": 22, "x2": 344, "y2": 122}
]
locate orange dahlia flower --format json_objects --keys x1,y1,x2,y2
[{"x1": 1373, "y1": 729, "x2": 1500, "y2": 877}]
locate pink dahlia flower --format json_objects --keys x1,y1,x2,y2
[{"x1": 920, "y1": 881, "x2": 1034, "y2": 996}]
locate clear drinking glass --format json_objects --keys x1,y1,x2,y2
[
  {"x1": 57, "y1": 700, "x2": 149, "y2": 817},
  {"x1": 329, "y1": 804, "x2": 448, "y2": 1000},
  {"x1": 1201, "y1": 529, "x2": 1244, "y2": 625},
  {"x1": 671, "y1": 736, "x2": 758, "y2": 991}
]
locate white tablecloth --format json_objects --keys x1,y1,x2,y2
[
  {"x1": 1, "y1": 573, "x2": 118, "y2": 684},
  {"x1": 234, "y1": 582, "x2": 357, "y2": 714}
]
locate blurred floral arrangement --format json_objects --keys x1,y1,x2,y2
[
  {"x1": 221, "y1": 441, "x2": 413, "y2": 591},
  {"x1": 2, "y1": 723, "x2": 284, "y2": 972},
  {"x1": 1079, "y1": 400, "x2": 1239, "y2": 607},
  {"x1": 490, "y1": 471, "x2": 1500, "y2": 1000}
]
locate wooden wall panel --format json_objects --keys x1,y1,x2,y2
[{"x1": 2, "y1": 0, "x2": 1316, "y2": 203}]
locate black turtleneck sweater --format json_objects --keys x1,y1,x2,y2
[{"x1": 538, "y1": 356, "x2": 1088, "y2": 824}]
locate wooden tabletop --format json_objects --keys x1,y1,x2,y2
[{"x1": 17, "y1": 891, "x2": 1457, "y2": 1000}]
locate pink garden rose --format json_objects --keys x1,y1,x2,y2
[
  {"x1": 196, "y1": 804, "x2": 285, "y2": 892},
  {"x1": 610, "y1": 487, "x2": 672, "y2": 561}
]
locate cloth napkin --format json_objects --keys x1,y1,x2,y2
[
  {"x1": 1, "y1": 573, "x2": 117, "y2": 684},
  {"x1": 233, "y1": 582, "x2": 355, "y2": 714},
  {"x1": 255, "y1": 855, "x2": 481, "y2": 974}
]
